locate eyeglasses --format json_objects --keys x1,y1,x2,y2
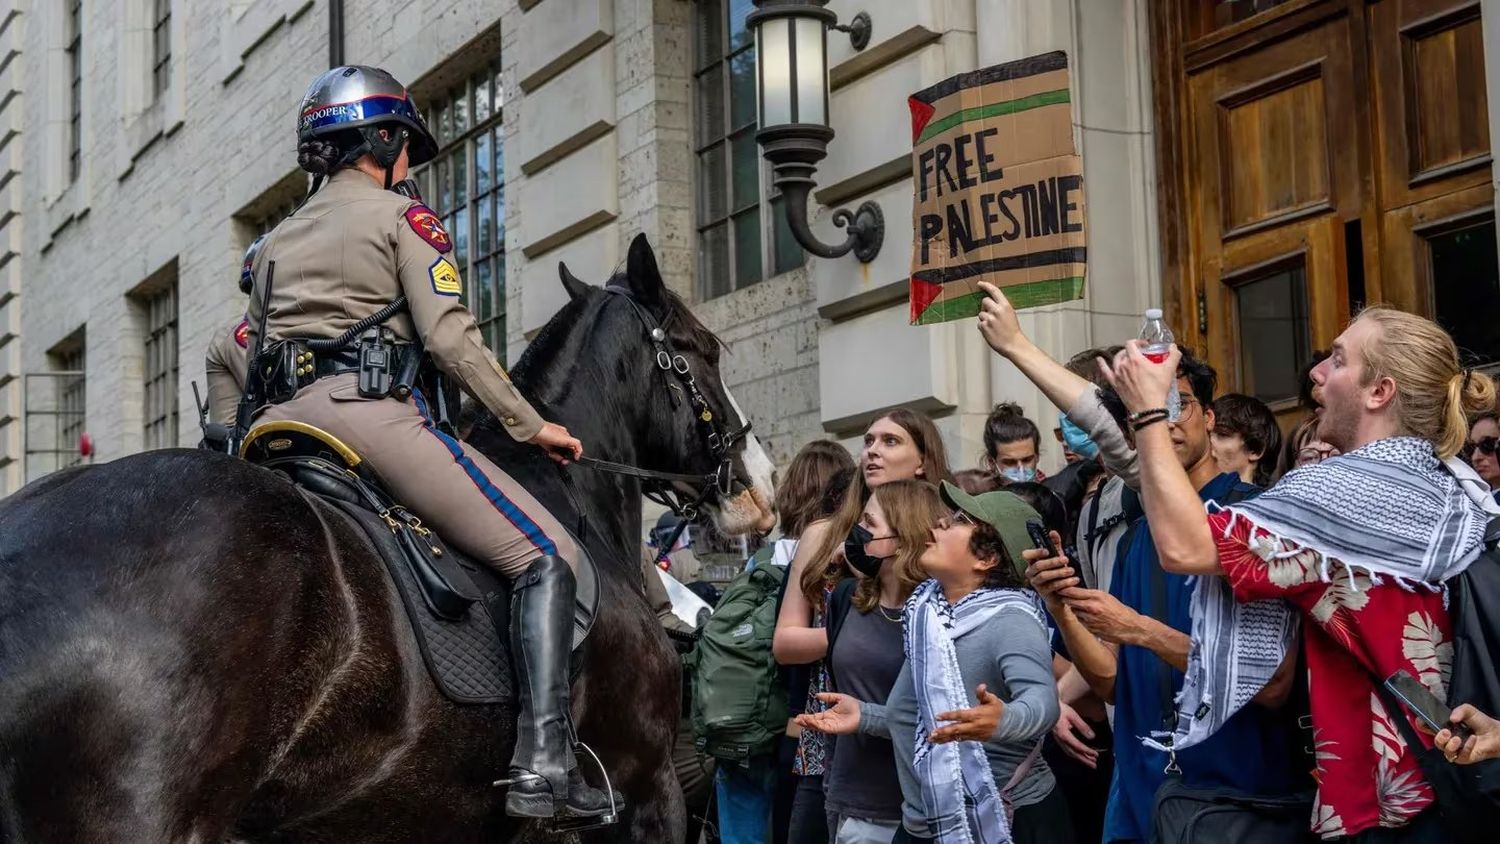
[
  {"x1": 1170, "y1": 397, "x2": 1200, "y2": 424},
  {"x1": 1463, "y1": 437, "x2": 1499, "y2": 460},
  {"x1": 1296, "y1": 445, "x2": 1338, "y2": 466},
  {"x1": 936, "y1": 510, "x2": 977, "y2": 530}
]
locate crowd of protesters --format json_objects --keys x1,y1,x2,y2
[{"x1": 659, "y1": 281, "x2": 1500, "y2": 844}]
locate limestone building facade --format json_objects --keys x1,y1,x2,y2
[{"x1": 15, "y1": 0, "x2": 1482, "y2": 500}]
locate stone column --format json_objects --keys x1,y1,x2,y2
[
  {"x1": 974, "y1": 0, "x2": 1161, "y2": 467},
  {"x1": 1482, "y1": 0, "x2": 1500, "y2": 267}
]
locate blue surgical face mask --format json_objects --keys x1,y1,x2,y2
[
  {"x1": 999, "y1": 465, "x2": 1038, "y2": 484},
  {"x1": 1058, "y1": 414, "x2": 1100, "y2": 461}
]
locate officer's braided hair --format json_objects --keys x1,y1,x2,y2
[{"x1": 297, "y1": 138, "x2": 342, "y2": 175}]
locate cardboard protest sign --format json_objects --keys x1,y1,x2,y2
[{"x1": 908, "y1": 51, "x2": 1087, "y2": 325}]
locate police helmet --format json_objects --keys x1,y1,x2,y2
[
  {"x1": 239, "y1": 234, "x2": 267, "y2": 295},
  {"x1": 297, "y1": 66, "x2": 438, "y2": 170}
]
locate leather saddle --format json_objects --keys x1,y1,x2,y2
[{"x1": 241, "y1": 420, "x2": 600, "y2": 704}]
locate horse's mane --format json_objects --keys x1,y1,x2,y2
[{"x1": 481, "y1": 270, "x2": 726, "y2": 428}]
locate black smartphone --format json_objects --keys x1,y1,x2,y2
[
  {"x1": 1384, "y1": 669, "x2": 1471, "y2": 739},
  {"x1": 1026, "y1": 521, "x2": 1060, "y2": 558}
]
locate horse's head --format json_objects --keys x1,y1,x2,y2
[{"x1": 555, "y1": 235, "x2": 777, "y2": 536}]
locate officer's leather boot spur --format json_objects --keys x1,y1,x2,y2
[{"x1": 502, "y1": 555, "x2": 613, "y2": 818}]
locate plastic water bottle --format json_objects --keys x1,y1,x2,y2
[{"x1": 1140, "y1": 308, "x2": 1181, "y2": 422}]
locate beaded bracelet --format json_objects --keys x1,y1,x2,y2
[{"x1": 1126, "y1": 407, "x2": 1170, "y2": 424}]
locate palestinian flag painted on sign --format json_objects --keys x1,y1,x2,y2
[{"x1": 908, "y1": 51, "x2": 1087, "y2": 325}]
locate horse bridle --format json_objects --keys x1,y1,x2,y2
[{"x1": 573, "y1": 284, "x2": 752, "y2": 528}]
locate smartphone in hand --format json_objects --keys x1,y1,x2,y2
[
  {"x1": 1026, "y1": 521, "x2": 1061, "y2": 558},
  {"x1": 1384, "y1": 669, "x2": 1472, "y2": 740}
]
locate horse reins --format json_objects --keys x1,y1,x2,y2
[{"x1": 559, "y1": 284, "x2": 752, "y2": 556}]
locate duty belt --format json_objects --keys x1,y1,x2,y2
[{"x1": 314, "y1": 348, "x2": 366, "y2": 378}]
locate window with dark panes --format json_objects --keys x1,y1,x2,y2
[
  {"x1": 416, "y1": 63, "x2": 507, "y2": 355},
  {"x1": 142, "y1": 283, "x2": 178, "y2": 449},
  {"x1": 254, "y1": 191, "x2": 305, "y2": 236},
  {"x1": 1430, "y1": 217, "x2": 1500, "y2": 367},
  {"x1": 55, "y1": 344, "x2": 86, "y2": 467},
  {"x1": 1233, "y1": 264, "x2": 1312, "y2": 404},
  {"x1": 694, "y1": 0, "x2": 803, "y2": 300},
  {"x1": 1188, "y1": 0, "x2": 1296, "y2": 37},
  {"x1": 152, "y1": 0, "x2": 172, "y2": 101},
  {"x1": 66, "y1": 0, "x2": 83, "y2": 183}
]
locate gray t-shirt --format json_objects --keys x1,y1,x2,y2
[
  {"x1": 824, "y1": 603, "x2": 906, "y2": 822},
  {"x1": 858, "y1": 600, "x2": 1059, "y2": 836}
]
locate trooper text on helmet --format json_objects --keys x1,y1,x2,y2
[{"x1": 296, "y1": 66, "x2": 438, "y2": 189}]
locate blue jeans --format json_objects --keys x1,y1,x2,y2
[{"x1": 716, "y1": 758, "x2": 774, "y2": 844}]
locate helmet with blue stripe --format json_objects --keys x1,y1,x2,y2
[
  {"x1": 239, "y1": 234, "x2": 267, "y2": 295},
  {"x1": 297, "y1": 66, "x2": 438, "y2": 169}
]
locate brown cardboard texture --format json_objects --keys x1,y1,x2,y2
[{"x1": 908, "y1": 51, "x2": 1087, "y2": 325}]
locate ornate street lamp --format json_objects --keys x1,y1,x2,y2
[{"x1": 748, "y1": 0, "x2": 882, "y2": 263}]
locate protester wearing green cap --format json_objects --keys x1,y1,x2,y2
[{"x1": 797, "y1": 480, "x2": 1071, "y2": 844}]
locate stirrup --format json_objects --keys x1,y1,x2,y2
[{"x1": 501, "y1": 743, "x2": 618, "y2": 827}]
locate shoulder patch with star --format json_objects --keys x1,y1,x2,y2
[
  {"x1": 429, "y1": 256, "x2": 462, "y2": 297},
  {"x1": 234, "y1": 317, "x2": 250, "y2": 349},
  {"x1": 405, "y1": 204, "x2": 452, "y2": 253}
]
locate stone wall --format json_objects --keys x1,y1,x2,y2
[
  {"x1": 2, "y1": 0, "x2": 1169, "y2": 497},
  {"x1": 502, "y1": 0, "x2": 827, "y2": 474},
  {"x1": 0, "y1": 1, "x2": 21, "y2": 493}
]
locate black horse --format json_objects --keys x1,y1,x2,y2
[{"x1": 0, "y1": 235, "x2": 776, "y2": 842}]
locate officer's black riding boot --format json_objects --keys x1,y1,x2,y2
[{"x1": 503, "y1": 555, "x2": 613, "y2": 819}]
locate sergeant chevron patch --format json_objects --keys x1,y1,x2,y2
[{"x1": 429, "y1": 256, "x2": 462, "y2": 297}]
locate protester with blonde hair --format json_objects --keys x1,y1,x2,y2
[{"x1": 1104, "y1": 305, "x2": 1499, "y2": 841}]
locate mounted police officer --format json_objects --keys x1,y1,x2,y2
[
  {"x1": 243, "y1": 66, "x2": 610, "y2": 819},
  {"x1": 203, "y1": 235, "x2": 264, "y2": 426}
]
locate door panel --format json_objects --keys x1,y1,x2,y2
[
  {"x1": 1369, "y1": 0, "x2": 1490, "y2": 208},
  {"x1": 1202, "y1": 217, "x2": 1348, "y2": 419},
  {"x1": 1380, "y1": 181, "x2": 1497, "y2": 335},
  {"x1": 1186, "y1": 15, "x2": 1359, "y2": 398},
  {"x1": 1158, "y1": 0, "x2": 1494, "y2": 405},
  {"x1": 1369, "y1": 0, "x2": 1493, "y2": 310}
]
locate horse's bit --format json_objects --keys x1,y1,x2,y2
[{"x1": 573, "y1": 284, "x2": 752, "y2": 531}]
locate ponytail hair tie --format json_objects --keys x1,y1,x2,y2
[{"x1": 1462, "y1": 368, "x2": 1474, "y2": 395}]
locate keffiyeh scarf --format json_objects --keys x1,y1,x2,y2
[
  {"x1": 1165, "y1": 437, "x2": 1500, "y2": 752},
  {"x1": 905, "y1": 579, "x2": 1048, "y2": 844}
]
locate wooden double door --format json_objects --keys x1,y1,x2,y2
[{"x1": 1153, "y1": 0, "x2": 1495, "y2": 418}]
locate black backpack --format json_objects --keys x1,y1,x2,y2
[{"x1": 1385, "y1": 523, "x2": 1500, "y2": 840}]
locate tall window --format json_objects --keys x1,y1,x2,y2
[
  {"x1": 142, "y1": 284, "x2": 178, "y2": 449},
  {"x1": 66, "y1": 0, "x2": 83, "y2": 183},
  {"x1": 152, "y1": 0, "x2": 172, "y2": 100},
  {"x1": 694, "y1": 0, "x2": 803, "y2": 300},
  {"x1": 416, "y1": 62, "x2": 506, "y2": 354},
  {"x1": 55, "y1": 344, "x2": 85, "y2": 467},
  {"x1": 254, "y1": 192, "x2": 305, "y2": 235}
]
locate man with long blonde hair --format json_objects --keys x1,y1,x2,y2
[{"x1": 1107, "y1": 305, "x2": 1499, "y2": 841}]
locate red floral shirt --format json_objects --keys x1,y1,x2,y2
[{"x1": 1210, "y1": 509, "x2": 1450, "y2": 838}]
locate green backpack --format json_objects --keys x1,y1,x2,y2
[{"x1": 690, "y1": 552, "x2": 788, "y2": 763}]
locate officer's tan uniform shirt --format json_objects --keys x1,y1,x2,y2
[
  {"x1": 203, "y1": 315, "x2": 248, "y2": 424},
  {"x1": 245, "y1": 167, "x2": 574, "y2": 577},
  {"x1": 246, "y1": 167, "x2": 543, "y2": 440}
]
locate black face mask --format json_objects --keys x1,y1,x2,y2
[{"x1": 844, "y1": 524, "x2": 895, "y2": 578}]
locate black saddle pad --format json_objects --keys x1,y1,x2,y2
[
  {"x1": 323, "y1": 497, "x2": 514, "y2": 703},
  {"x1": 312, "y1": 496, "x2": 597, "y2": 706}
]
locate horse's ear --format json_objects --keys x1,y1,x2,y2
[
  {"x1": 624, "y1": 233, "x2": 666, "y2": 307},
  {"x1": 558, "y1": 262, "x2": 592, "y2": 301}
]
